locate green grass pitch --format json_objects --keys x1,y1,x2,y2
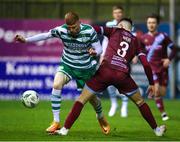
[{"x1": 0, "y1": 99, "x2": 180, "y2": 141}]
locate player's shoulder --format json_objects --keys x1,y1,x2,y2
[
  {"x1": 80, "y1": 23, "x2": 95, "y2": 34},
  {"x1": 158, "y1": 32, "x2": 169, "y2": 37},
  {"x1": 120, "y1": 28, "x2": 136, "y2": 38},
  {"x1": 155, "y1": 32, "x2": 169, "y2": 41},
  {"x1": 81, "y1": 24, "x2": 93, "y2": 30},
  {"x1": 54, "y1": 24, "x2": 68, "y2": 33},
  {"x1": 141, "y1": 33, "x2": 149, "y2": 38}
]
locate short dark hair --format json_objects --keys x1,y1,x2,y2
[
  {"x1": 65, "y1": 11, "x2": 79, "y2": 25},
  {"x1": 112, "y1": 5, "x2": 124, "y2": 11},
  {"x1": 119, "y1": 18, "x2": 133, "y2": 26},
  {"x1": 147, "y1": 13, "x2": 160, "y2": 24}
]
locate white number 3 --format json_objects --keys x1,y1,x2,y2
[{"x1": 117, "y1": 41, "x2": 129, "y2": 57}]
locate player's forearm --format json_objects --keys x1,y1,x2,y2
[
  {"x1": 25, "y1": 32, "x2": 52, "y2": 43},
  {"x1": 91, "y1": 41, "x2": 103, "y2": 56},
  {"x1": 169, "y1": 45, "x2": 176, "y2": 60},
  {"x1": 139, "y1": 55, "x2": 154, "y2": 85}
]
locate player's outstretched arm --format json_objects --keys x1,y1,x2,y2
[
  {"x1": 93, "y1": 26, "x2": 112, "y2": 37},
  {"x1": 14, "y1": 32, "x2": 53, "y2": 43},
  {"x1": 139, "y1": 55, "x2": 155, "y2": 97}
]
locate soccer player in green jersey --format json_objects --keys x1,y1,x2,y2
[{"x1": 15, "y1": 11, "x2": 110, "y2": 135}]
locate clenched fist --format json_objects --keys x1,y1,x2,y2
[
  {"x1": 14, "y1": 35, "x2": 26, "y2": 43},
  {"x1": 88, "y1": 48, "x2": 97, "y2": 56}
]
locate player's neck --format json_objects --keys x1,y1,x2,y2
[{"x1": 148, "y1": 31, "x2": 157, "y2": 36}]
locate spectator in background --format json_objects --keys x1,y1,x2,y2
[{"x1": 140, "y1": 13, "x2": 176, "y2": 121}]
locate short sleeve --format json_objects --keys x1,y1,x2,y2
[
  {"x1": 50, "y1": 26, "x2": 62, "y2": 38},
  {"x1": 90, "y1": 28, "x2": 99, "y2": 44},
  {"x1": 102, "y1": 27, "x2": 114, "y2": 38}
]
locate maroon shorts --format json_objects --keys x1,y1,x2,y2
[
  {"x1": 85, "y1": 63, "x2": 138, "y2": 96},
  {"x1": 153, "y1": 68, "x2": 168, "y2": 86}
]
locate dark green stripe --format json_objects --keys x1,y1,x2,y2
[
  {"x1": 51, "y1": 101, "x2": 61, "y2": 104},
  {"x1": 62, "y1": 56, "x2": 93, "y2": 67},
  {"x1": 63, "y1": 52, "x2": 90, "y2": 61},
  {"x1": 52, "y1": 107, "x2": 60, "y2": 110},
  {"x1": 51, "y1": 29, "x2": 60, "y2": 38},
  {"x1": 64, "y1": 47, "x2": 89, "y2": 55},
  {"x1": 91, "y1": 32, "x2": 97, "y2": 38},
  {"x1": 61, "y1": 37, "x2": 91, "y2": 45},
  {"x1": 81, "y1": 24, "x2": 92, "y2": 30},
  {"x1": 52, "y1": 95, "x2": 61, "y2": 99},
  {"x1": 61, "y1": 32, "x2": 91, "y2": 38},
  {"x1": 61, "y1": 24, "x2": 67, "y2": 29},
  {"x1": 90, "y1": 38, "x2": 99, "y2": 43},
  {"x1": 61, "y1": 38, "x2": 90, "y2": 45},
  {"x1": 96, "y1": 110, "x2": 102, "y2": 113}
]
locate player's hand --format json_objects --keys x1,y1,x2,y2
[
  {"x1": 146, "y1": 85, "x2": 155, "y2": 99},
  {"x1": 88, "y1": 48, "x2": 97, "y2": 56},
  {"x1": 14, "y1": 35, "x2": 26, "y2": 43},
  {"x1": 162, "y1": 58, "x2": 170, "y2": 68},
  {"x1": 132, "y1": 56, "x2": 138, "y2": 64}
]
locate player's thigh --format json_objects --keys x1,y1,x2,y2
[
  {"x1": 129, "y1": 90, "x2": 145, "y2": 107},
  {"x1": 86, "y1": 75, "x2": 109, "y2": 93},
  {"x1": 53, "y1": 72, "x2": 70, "y2": 89},
  {"x1": 115, "y1": 75, "x2": 138, "y2": 97}
]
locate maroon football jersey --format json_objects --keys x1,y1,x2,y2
[
  {"x1": 101, "y1": 27, "x2": 145, "y2": 73},
  {"x1": 140, "y1": 32, "x2": 173, "y2": 73}
]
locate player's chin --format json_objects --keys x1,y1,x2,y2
[{"x1": 71, "y1": 33, "x2": 78, "y2": 37}]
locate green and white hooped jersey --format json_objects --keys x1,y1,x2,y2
[{"x1": 50, "y1": 23, "x2": 99, "y2": 70}]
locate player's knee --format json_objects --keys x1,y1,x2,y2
[
  {"x1": 53, "y1": 72, "x2": 69, "y2": 90},
  {"x1": 78, "y1": 91, "x2": 95, "y2": 105},
  {"x1": 135, "y1": 98, "x2": 145, "y2": 107},
  {"x1": 77, "y1": 94, "x2": 88, "y2": 105},
  {"x1": 160, "y1": 86, "x2": 167, "y2": 97},
  {"x1": 53, "y1": 82, "x2": 63, "y2": 90},
  {"x1": 130, "y1": 91, "x2": 144, "y2": 106},
  {"x1": 155, "y1": 89, "x2": 161, "y2": 97}
]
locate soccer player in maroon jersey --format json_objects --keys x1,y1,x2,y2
[
  {"x1": 55, "y1": 18, "x2": 166, "y2": 136},
  {"x1": 104, "y1": 5, "x2": 129, "y2": 118},
  {"x1": 141, "y1": 14, "x2": 176, "y2": 121}
]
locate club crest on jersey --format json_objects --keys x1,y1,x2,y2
[{"x1": 81, "y1": 35, "x2": 90, "y2": 42}]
